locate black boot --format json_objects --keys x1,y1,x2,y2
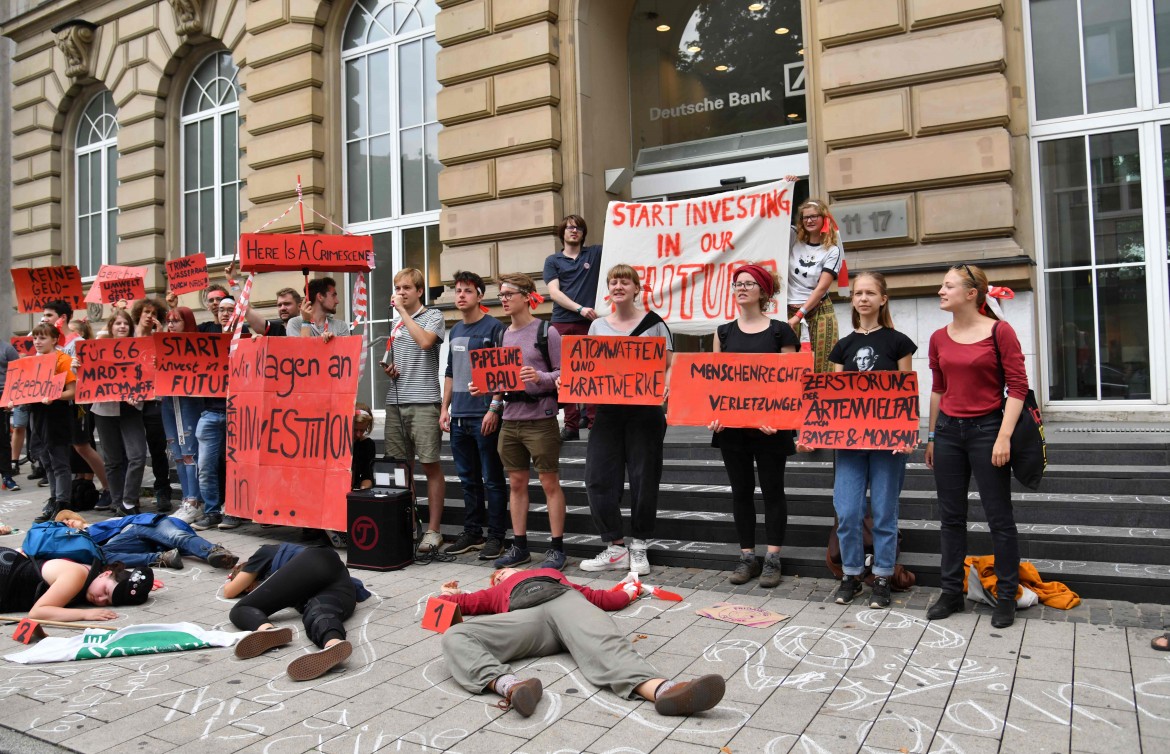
[
  {"x1": 926, "y1": 592, "x2": 966, "y2": 620},
  {"x1": 991, "y1": 597, "x2": 1016, "y2": 629},
  {"x1": 34, "y1": 499, "x2": 62, "y2": 524}
]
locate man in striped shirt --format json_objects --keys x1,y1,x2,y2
[{"x1": 381, "y1": 268, "x2": 447, "y2": 553}]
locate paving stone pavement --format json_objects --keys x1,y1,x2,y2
[{"x1": 2, "y1": 491, "x2": 1169, "y2": 753}]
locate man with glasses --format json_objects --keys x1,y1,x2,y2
[{"x1": 543, "y1": 215, "x2": 603, "y2": 442}]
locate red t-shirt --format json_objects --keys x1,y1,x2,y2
[
  {"x1": 929, "y1": 322, "x2": 1028, "y2": 417},
  {"x1": 437, "y1": 568, "x2": 631, "y2": 615}
]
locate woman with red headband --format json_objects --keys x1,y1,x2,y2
[
  {"x1": 925, "y1": 263, "x2": 1027, "y2": 629},
  {"x1": 710, "y1": 263, "x2": 799, "y2": 588},
  {"x1": 787, "y1": 197, "x2": 844, "y2": 373}
]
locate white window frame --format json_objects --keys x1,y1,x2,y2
[
  {"x1": 180, "y1": 53, "x2": 242, "y2": 262},
  {"x1": 75, "y1": 92, "x2": 119, "y2": 279},
  {"x1": 1025, "y1": 0, "x2": 1170, "y2": 408}
]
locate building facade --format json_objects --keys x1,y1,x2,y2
[{"x1": 2, "y1": 0, "x2": 1167, "y2": 420}]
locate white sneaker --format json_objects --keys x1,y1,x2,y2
[
  {"x1": 627, "y1": 539, "x2": 650, "y2": 576},
  {"x1": 418, "y1": 530, "x2": 444, "y2": 553},
  {"x1": 580, "y1": 544, "x2": 629, "y2": 572},
  {"x1": 172, "y1": 501, "x2": 200, "y2": 525}
]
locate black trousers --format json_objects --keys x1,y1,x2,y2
[
  {"x1": 230, "y1": 547, "x2": 357, "y2": 648},
  {"x1": 933, "y1": 410, "x2": 1019, "y2": 599},
  {"x1": 142, "y1": 401, "x2": 172, "y2": 499},
  {"x1": 584, "y1": 404, "x2": 666, "y2": 541},
  {"x1": 719, "y1": 435, "x2": 789, "y2": 550},
  {"x1": 28, "y1": 403, "x2": 73, "y2": 505},
  {"x1": 0, "y1": 409, "x2": 12, "y2": 476}
]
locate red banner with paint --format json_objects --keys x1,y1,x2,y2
[
  {"x1": 11, "y1": 336, "x2": 36, "y2": 357},
  {"x1": 469, "y1": 346, "x2": 523, "y2": 394},
  {"x1": 666, "y1": 351, "x2": 812, "y2": 428},
  {"x1": 152, "y1": 332, "x2": 230, "y2": 397},
  {"x1": 74, "y1": 337, "x2": 156, "y2": 403},
  {"x1": 165, "y1": 253, "x2": 209, "y2": 296},
  {"x1": 0, "y1": 354, "x2": 67, "y2": 406},
  {"x1": 558, "y1": 336, "x2": 667, "y2": 405},
  {"x1": 239, "y1": 233, "x2": 374, "y2": 273},
  {"x1": 798, "y1": 371, "x2": 920, "y2": 450},
  {"x1": 10, "y1": 266, "x2": 85, "y2": 314},
  {"x1": 84, "y1": 265, "x2": 147, "y2": 304},
  {"x1": 225, "y1": 336, "x2": 363, "y2": 530}
]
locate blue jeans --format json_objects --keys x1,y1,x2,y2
[
  {"x1": 450, "y1": 417, "x2": 508, "y2": 539},
  {"x1": 933, "y1": 410, "x2": 1019, "y2": 598},
  {"x1": 162, "y1": 396, "x2": 203, "y2": 502},
  {"x1": 196, "y1": 410, "x2": 227, "y2": 516},
  {"x1": 832, "y1": 449, "x2": 906, "y2": 577},
  {"x1": 100, "y1": 517, "x2": 214, "y2": 567}
]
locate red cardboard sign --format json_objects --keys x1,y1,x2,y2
[
  {"x1": 225, "y1": 335, "x2": 363, "y2": 530},
  {"x1": 0, "y1": 354, "x2": 67, "y2": 406},
  {"x1": 798, "y1": 371, "x2": 920, "y2": 450},
  {"x1": 85, "y1": 265, "x2": 147, "y2": 304},
  {"x1": 421, "y1": 596, "x2": 464, "y2": 633},
  {"x1": 12, "y1": 619, "x2": 47, "y2": 644},
  {"x1": 98, "y1": 276, "x2": 147, "y2": 304},
  {"x1": 153, "y1": 332, "x2": 230, "y2": 397},
  {"x1": 166, "y1": 253, "x2": 209, "y2": 296},
  {"x1": 74, "y1": 337, "x2": 156, "y2": 403},
  {"x1": 239, "y1": 233, "x2": 374, "y2": 273},
  {"x1": 470, "y1": 346, "x2": 522, "y2": 394},
  {"x1": 11, "y1": 337, "x2": 36, "y2": 356},
  {"x1": 10, "y1": 266, "x2": 84, "y2": 313},
  {"x1": 558, "y1": 336, "x2": 667, "y2": 406},
  {"x1": 666, "y1": 351, "x2": 813, "y2": 429}
]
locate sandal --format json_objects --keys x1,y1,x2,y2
[{"x1": 1152, "y1": 633, "x2": 1170, "y2": 651}]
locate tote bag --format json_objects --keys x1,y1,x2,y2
[{"x1": 991, "y1": 322, "x2": 1047, "y2": 490}]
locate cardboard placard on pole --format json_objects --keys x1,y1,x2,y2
[
  {"x1": 10, "y1": 266, "x2": 84, "y2": 314},
  {"x1": 165, "y1": 253, "x2": 210, "y2": 296},
  {"x1": 558, "y1": 336, "x2": 667, "y2": 405},
  {"x1": 469, "y1": 346, "x2": 523, "y2": 394},
  {"x1": 153, "y1": 332, "x2": 231, "y2": 397},
  {"x1": 666, "y1": 351, "x2": 812, "y2": 429},
  {"x1": 238, "y1": 234, "x2": 374, "y2": 273},
  {"x1": 797, "y1": 371, "x2": 920, "y2": 450},
  {"x1": 74, "y1": 338, "x2": 156, "y2": 403},
  {"x1": 0, "y1": 354, "x2": 67, "y2": 406}
]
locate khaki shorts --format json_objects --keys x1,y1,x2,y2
[
  {"x1": 498, "y1": 417, "x2": 561, "y2": 474},
  {"x1": 384, "y1": 403, "x2": 442, "y2": 465}
]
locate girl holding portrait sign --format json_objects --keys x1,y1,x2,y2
[
  {"x1": 577, "y1": 264, "x2": 673, "y2": 577},
  {"x1": 805, "y1": 271, "x2": 917, "y2": 608},
  {"x1": 710, "y1": 264, "x2": 799, "y2": 588}
]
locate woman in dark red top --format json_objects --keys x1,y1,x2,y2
[{"x1": 925, "y1": 264, "x2": 1028, "y2": 629}]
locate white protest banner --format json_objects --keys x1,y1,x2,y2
[{"x1": 594, "y1": 179, "x2": 794, "y2": 336}]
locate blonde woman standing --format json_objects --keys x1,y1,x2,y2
[{"x1": 786, "y1": 197, "x2": 843, "y2": 373}]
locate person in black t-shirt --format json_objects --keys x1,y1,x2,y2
[
  {"x1": 710, "y1": 264, "x2": 798, "y2": 589},
  {"x1": 812, "y1": 271, "x2": 917, "y2": 609},
  {"x1": 352, "y1": 404, "x2": 376, "y2": 490}
]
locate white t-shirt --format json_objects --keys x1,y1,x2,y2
[{"x1": 788, "y1": 227, "x2": 844, "y2": 305}]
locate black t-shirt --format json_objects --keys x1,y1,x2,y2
[
  {"x1": 265, "y1": 320, "x2": 287, "y2": 337},
  {"x1": 352, "y1": 437, "x2": 375, "y2": 489},
  {"x1": 241, "y1": 544, "x2": 280, "y2": 579},
  {"x1": 829, "y1": 328, "x2": 917, "y2": 372},
  {"x1": 713, "y1": 319, "x2": 800, "y2": 454}
]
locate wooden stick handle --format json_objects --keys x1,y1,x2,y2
[{"x1": 0, "y1": 615, "x2": 118, "y2": 631}]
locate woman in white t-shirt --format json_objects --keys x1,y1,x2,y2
[{"x1": 786, "y1": 198, "x2": 844, "y2": 373}]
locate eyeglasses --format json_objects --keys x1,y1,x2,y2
[
  {"x1": 498, "y1": 291, "x2": 523, "y2": 301},
  {"x1": 801, "y1": 214, "x2": 822, "y2": 222},
  {"x1": 730, "y1": 281, "x2": 760, "y2": 291},
  {"x1": 564, "y1": 226, "x2": 582, "y2": 233}
]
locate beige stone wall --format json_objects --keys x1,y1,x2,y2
[{"x1": 811, "y1": 0, "x2": 1033, "y2": 295}]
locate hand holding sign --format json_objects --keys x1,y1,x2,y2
[
  {"x1": 470, "y1": 347, "x2": 522, "y2": 394},
  {"x1": 667, "y1": 351, "x2": 812, "y2": 429},
  {"x1": 166, "y1": 253, "x2": 209, "y2": 296},
  {"x1": 85, "y1": 265, "x2": 147, "y2": 305},
  {"x1": 239, "y1": 233, "x2": 374, "y2": 273},
  {"x1": 74, "y1": 338, "x2": 156, "y2": 404},
  {"x1": 0, "y1": 354, "x2": 67, "y2": 407},
  {"x1": 10, "y1": 266, "x2": 84, "y2": 313},
  {"x1": 558, "y1": 336, "x2": 667, "y2": 405},
  {"x1": 153, "y1": 332, "x2": 231, "y2": 397},
  {"x1": 798, "y1": 371, "x2": 920, "y2": 451}
]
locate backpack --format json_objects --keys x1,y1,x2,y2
[
  {"x1": 494, "y1": 319, "x2": 557, "y2": 402},
  {"x1": 825, "y1": 514, "x2": 916, "y2": 591},
  {"x1": 71, "y1": 478, "x2": 99, "y2": 511},
  {"x1": 22, "y1": 521, "x2": 105, "y2": 565}
]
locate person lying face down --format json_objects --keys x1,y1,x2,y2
[{"x1": 436, "y1": 567, "x2": 726, "y2": 717}]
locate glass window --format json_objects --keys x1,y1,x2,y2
[
  {"x1": 342, "y1": 0, "x2": 441, "y2": 225},
  {"x1": 1157, "y1": 0, "x2": 1170, "y2": 104},
  {"x1": 629, "y1": 0, "x2": 806, "y2": 149},
  {"x1": 75, "y1": 92, "x2": 119, "y2": 277},
  {"x1": 180, "y1": 52, "x2": 242, "y2": 259},
  {"x1": 1029, "y1": 0, "x2": 1138, "y2": 121},
  {"x1": 1040, "y1": 129, "x2": 1150, "y2": 401}
]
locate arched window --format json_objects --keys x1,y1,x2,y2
[
  {"x1": 75, "y1": 92, "x2": 119, "y2": 277},
  {"x1": 342, "y1": 0, "x2": 443, "y2": 407},
  {"x1": 181, "y1": 52, "x2": 242, "y2": 260}
]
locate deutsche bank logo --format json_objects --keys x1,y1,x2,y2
[{"x1": 785, "y1": 62, "x2": 806, "y2": 97}]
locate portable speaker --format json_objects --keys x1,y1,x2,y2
[{"x1": 346, "y1": 488, "x2": 415, "y2": 571}]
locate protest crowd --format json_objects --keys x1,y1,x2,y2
[{"x1": 5, "y1": 182, "x2": 1125, "y2": 718}]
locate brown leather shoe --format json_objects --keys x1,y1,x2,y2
[
  {"x1": 503, "y1": 678, "x2": 543, "y2": 717},
  {"x1": 234, "y1": 627, "x2": 293, "y2": 660},
  {"x1": 654, "y1": 674, "x2": 726, "y2": 716}
]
